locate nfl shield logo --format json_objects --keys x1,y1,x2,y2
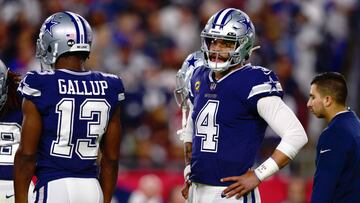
[{"x1": 210, "y1": 83, "x2": 217, "y2": 90}]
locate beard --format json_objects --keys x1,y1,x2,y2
[{"x1": 309, "y1": 108, "x2": 325, "y2": 118}]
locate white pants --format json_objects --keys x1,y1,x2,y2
[
  {"x1": 0, "y1": 180, "x2": 34, "y2": 203},
  {"x1": 186, "y1": 182, "x2": 261, "y2": 203},
  {"x1": 33, "y1": 178, "x2": 103, "y2": 203}
]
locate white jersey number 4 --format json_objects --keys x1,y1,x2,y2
[{"x1": 195, "y1": 100, "x2": 219, "y2": 153}]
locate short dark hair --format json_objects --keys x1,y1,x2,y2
[
  {"x1": 311, "y1": 72, "x2": 347, "y2": 105},
  {"x1": 58, "y1": 51, "x2": 90, "y2": 61}
]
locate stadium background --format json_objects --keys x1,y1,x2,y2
[{"x1": 0, "y1": 0, "x2": 359, "y2": 202}]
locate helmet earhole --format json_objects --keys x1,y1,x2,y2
[{"x1": 47, "y1": 45, "x2": 52, "y2": 53}]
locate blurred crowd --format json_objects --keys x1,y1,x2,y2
[{"x1": 1, "y1": 0, "x2": 359, "y2": 202}]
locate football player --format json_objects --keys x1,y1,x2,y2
[
  {"x1": 0, "y1": 60, "x2": 24, "y2": 203},
  {"x1": 0, "y1": 60, "x2": 35, "y2": 203},
  {"x1": 174, "y1": 51, "x2": 205, "y2": 197},
  {"x1": 14, "y1": 11, "x2": 125, "y2": 203},
  {"x1": 181, "y1": 8, "x2": 308, "y2": 202}
]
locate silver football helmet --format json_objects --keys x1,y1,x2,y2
[
  {"x1": 0, "y1": 60, "x2": 8, "y2": 111},
  {"x1": 201, "y1": 8, "x2": 255, "y2": 72},
  {"x1": 36, "y1": 11, "x2": 92, "y2": 70},
  {"x1": 174, "y1": 51, "x2": 205, "y2": 108}
]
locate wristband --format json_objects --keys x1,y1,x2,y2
[
  {"x1": 254, "y1": 158, "x2": 279, "y2": 181},
  {"x1": 184, "y1": 164, "x2": 191, "y2": 181},
  {"x1": 177, "y1": 128, "x2": 193, "y2": 143}
]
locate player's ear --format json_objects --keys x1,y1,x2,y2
[{"x1": 323, "y1": 95, "x2": 332, "y2": 107}]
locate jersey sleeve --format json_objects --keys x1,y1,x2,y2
[
  {"x1": 102, "y1": 72, "x2": 125, "y2": 105},
  {"x1": 245, "y1": 67, "x2": 284, "y2": 111},
  {"x1": 113, "y1": 76, "x2": 125, "y2": 104},
  {"x1": 17, "y1": 71, "x2": 44, "y2": 105}
]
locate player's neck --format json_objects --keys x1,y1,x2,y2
[
  {"x1": 213, "y1": 64, "x2": 242, "y2": 80},
  {"x1": 325, "y1": 104, "x2": 348, "y2": 123},
  {"x1": 55, "y1": 57, "x2": 85, "y2": 72}
]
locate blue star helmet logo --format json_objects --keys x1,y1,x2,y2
[
  {"x1": 241, "y1": 18, "x2": 252, "y2": 34},
  {"x1": 44, "y1": 16, "x2": 60, "y2": 37},
  {"x1": 187, "y1": 55, "x2": 198, "y2": 68}
]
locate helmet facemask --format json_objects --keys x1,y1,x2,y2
[
  {"x1": 174, "y1": 65, "x2": 192, "y2": 108},
  {"x1": 201, "y1": 35, "x2": 249, "y2": 72},
  {"x1": 36, "y1": 36, "x2": 56, "y2": 71},
  {"x1": 0, "y1": 60, "x2": 8, "y2": 111}
]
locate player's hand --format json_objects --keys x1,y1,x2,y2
[
  {"x1": 220, "y1": 170, "x2": 261, "y2": 199},
  {"x1": 181, "y1": 180, "x2": 191, "y2": 199}
]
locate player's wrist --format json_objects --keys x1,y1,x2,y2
[
  {"x1": 184, "y1": 164, "x2": 191, "y2": 182},
  {"x1": 254, "y1": 157, "x2": 279, "y2": 181},
  {"x1": 177, "y1": 128, "x2": 193, "y2": 143}
]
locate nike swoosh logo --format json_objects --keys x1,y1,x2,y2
[
  {"x1": 6, "y1": 194, "x2": 14, "y2": 199},
  {"x1": 320, "y1": 149, "x2": 331, "y2": 154}
]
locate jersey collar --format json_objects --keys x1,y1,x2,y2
[{"x1": 209, "y1": 63, "x2": 251, "y2": 83}]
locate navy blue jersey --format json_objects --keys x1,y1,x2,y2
[
  {"x1": 189, "y1": 65, "x2": 283, "y2": 186},
  {"x1": 18, "y1": 69, "x2": 125, "y2": 189},
  {"x1": 0, "y1": 109, "x2": 22, "y2": 180},
  {"x1": 311, "y1": 111, "x2": 360, "y2": 203}
]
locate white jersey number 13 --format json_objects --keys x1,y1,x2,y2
[{"x1": 51, "y1": 98, "x2": 110, "y2": 160}]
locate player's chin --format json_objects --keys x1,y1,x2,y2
[
  {"x1": 309, "y1": 108, "x2": 315, "y2": 114},
  {"x1": 311, "y1": 111, "x2": 324, "y2": 118}
]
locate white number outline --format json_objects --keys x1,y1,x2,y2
[
  {"x1": 76, "y1": 99, "x2": 110, "y2": 159},
  {"x1": 195, "y1": 100, "x2": 220, "y2": 153},
  {"x1": 0, "y1": 122, "x2": 21, "y2": 164},
  {"x1": 51, "y1": 98, "x2": 110, "y2": 159},
  {"x1": 51, "y1": 98, "x2": 75, "y2": 158}
]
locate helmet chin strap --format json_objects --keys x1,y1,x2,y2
[
  {"x1": 40, "y1": 62, "x2": 45, "y2": 72},
  {"x1": 40, "y1": 61, "x2": 53, "y2": 72},
  {"x1": 208, "y1": 60, "x2": 230, "y2": 72}
]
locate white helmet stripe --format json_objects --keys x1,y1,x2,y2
[
  {"x1": 212, "y1": 8, "x2": 226, "y2": 28},
  {"x1": 215, "y1": 8, "x2": 234, "y2": 28},
  {"x1": 72, "y1": 13, "x2": 85, "y2": 43},
  {"x1": 78, "y1": 15, "x2": 88, "y2": 43},
  {"x1": 64, "y1": 11, "x2": 85, "y2": 43}
]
